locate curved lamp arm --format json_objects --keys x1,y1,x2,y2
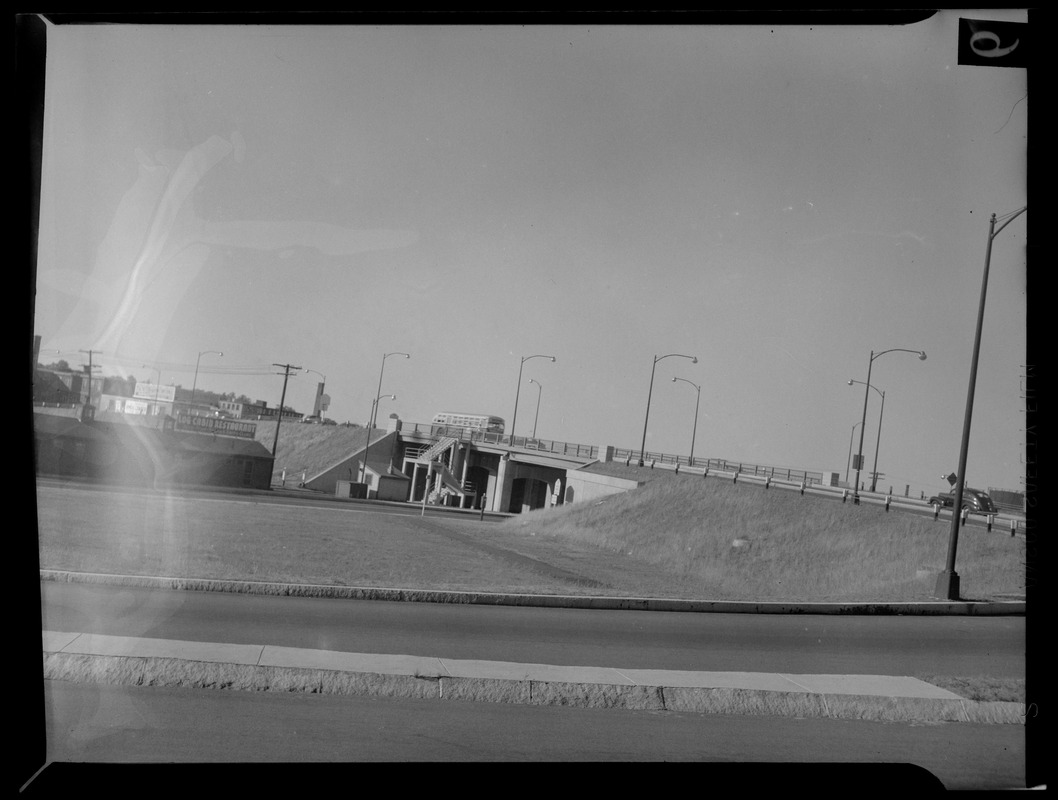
[
  {"x1": 638, "y1": 353, "x2": 697, "y2": 466},
  {"x1": 511, "y1": 355, "x2": 556, "y2": 441},
  {"x1": 853, "y1": 349, "x2": 925, "y2": 503}
]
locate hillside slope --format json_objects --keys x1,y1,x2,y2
[
  {"x1": 499, "y1": 470, "x2": 1026, "y2": 602},
  {"x1": 253, "y1": 421, "x2": 379, "y2": 481}
]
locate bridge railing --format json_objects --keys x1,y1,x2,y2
[
  {"x1": 400, "y1": 421, "x2": 823, "y2": 482},
  {"x1": 399, "y1": 421, "x2": 599, "y2": 460},
  {"x1": 399, "y1": 421, "x2": 508, "y2": 446},
  {"x1": 609, "y1": 447, "x2": 825, "y2": 486},
  {"x1": 505, "y1": 435, "x2": 598, "y2": 459}
]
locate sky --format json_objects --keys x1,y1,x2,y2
[{"x1": 31, "y1": 11, "x2": 1030, "y2": 499}]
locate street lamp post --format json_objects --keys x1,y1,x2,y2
[
  {"x1": 360, "y1": 394, "x2": 396, "y2": 486},
  {"x1": 371, "y1": 352, "x2": 410, "y2": 432},
  {"x1": 852, "y1": 349, "x2": 925, "y2": 504},
  {"x1": 671, "y1": 376, "x2": 701, "y2": 466},
  {"x1": 511, "y1": 355, "x2": 556, "y2": 444},
  {"x1": 191, "y1": 350, "x2": 223, "y2": 411},
  {"x1": 848, "y1": 379, "x2": 885, "y2": 492},
  {"x1": 937, "y1": 207, "x2": 1027, "y2": 601},
  {"x1": 304, "y1": 369, "x2": 326, "y2": 419},
  {"x1": 639, "y1": 353, "x2": 697, "y2": 467},
  {"x1": 845, "y1": 421, "x2": 862, "y2": 487},
  {"x1": 359, "y1": 352, "x2": 409, "y2": 485},
  {"x1": 528, "y1": 378, "x2": 543, "y2": 438}
]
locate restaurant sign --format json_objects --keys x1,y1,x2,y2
[{"x1": 175, "y1": 414, "x2": 257, "y2": 439}]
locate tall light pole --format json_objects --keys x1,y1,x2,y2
[
  {"x1": 359, "y1": 351, "x2": 409, "y2": 485},
  {"x1": 937, "y1": 206, "x2": 1027, "y2": 601},
  {"x1": 853, "y1": 349, "x2": 926, "y2": 503},
  {"x1": 511, "y1": 355, "x2": 556, "y2": 444},
  {"x1": 191, "y1": 350, "x2": 223, "y2": 411},
  {"x1": 639, "y1": 353, "x2": 697, "y2": 467},
  {"x1": 845, "y1": 421, "x2": 862, "y2": 486},
  {"x1": 528, "y1": 378, "x2": 543, "y2": 438},
  {"x1": 360, "y1": 394, "x2": 396, "y2": 485},
  {"x1": 671, "y1": 376, "x2": 701, "y2": 466},
  {"x1": 848, "y1": 379, "x2": 885, "y2": 492},
  {"x1": 304, "y1": 369, "x2": 326, "y2": 419},
  {"x1": 371, "y1": 352, "x2": 410, "y2": 433}
]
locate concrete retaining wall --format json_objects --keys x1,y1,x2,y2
[{"x1": 563, "y1": 469, "x2": 641, "y2": 505}]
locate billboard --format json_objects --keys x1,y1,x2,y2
[
  {"x1": 134, "y1": 382, "x2": 176, "y2": 403},
  {"x1": 122, "y1": 399, "x2": 152, "y2": 415}
]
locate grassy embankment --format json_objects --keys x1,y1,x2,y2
[
  {"x1": 252, "y1": 421, "x2": 373, "y2": 483},
  {"x1": 492, "y1": 468, "x2": 1028, "y2": 702},
  {"x1": 499, "y1": 465, "x2": 1026, "y2": 603}
]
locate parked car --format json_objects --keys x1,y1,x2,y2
[
  {"x1": 301, "y1": 415, "x2": 321, "y2": 424},
  {"x1": 928, "y1": 488, "x2": 997, "y2": 514}
]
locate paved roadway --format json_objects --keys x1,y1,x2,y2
[
  {"x1": 34, "y1": 476, "x2": 512, "y2": 520},
  {"x1": 33, "y1": 577, "x2": 1033, "y2": 789},
  {"x1": 41, "y1": 581, "x2": 1025, "y2": 678},
  {"x1": 32, "y1": 584, "x2": 1035, "y2": 789}
]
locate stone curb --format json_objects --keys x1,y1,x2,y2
[
  {"x1": 38, "y1": 570, "x2": 1026, "y2": 616},
  {"x1": 41, "y1": 652, "x2": 1026, "y2": 725}
]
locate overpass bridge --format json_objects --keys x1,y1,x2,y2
[
  {"x1": 395, "y1": 421, "x2": 600, "y2": 514},
  {"x1": 287, "y1": 417, "x2": 830, "y2": 515}
]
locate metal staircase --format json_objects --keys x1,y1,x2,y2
[
  {"x1": 430, "y1": 463, "x2": 467, "y2": 498},
  {"x1": 414, "y1": 437, "x2": 466, "y2": 500},
  {"x1": 415, "y1": 436, "x2": 457, "y2": 465}
]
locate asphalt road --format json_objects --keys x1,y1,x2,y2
[
  {"x1": 34, "y1": 477, "x2": 509, "y2": 520},
  {"x1": 41, "y1": 581, "x2": 1025, "y2": 678},
  {"x1": 37, "y1": 680, "x2": 1024, "y2": 789}
]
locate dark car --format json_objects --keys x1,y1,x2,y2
[
  {"x1": 928, "y1": 489, "x2": 997, "y2": 514},
  {"x1": 928, "y1": 493, "x2": 954, "y2": 508}
]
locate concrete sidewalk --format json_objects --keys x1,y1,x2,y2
[{"x1": 41, "y1": 630, "x2": 1024, "y2": 725}]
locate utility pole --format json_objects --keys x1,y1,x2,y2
[
  {"x1": 271, "y1": 363, "x2": 301, "y2": 461},
  {"x1": 78, "y1": 349, "x2": 102, "y2": 419}
]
